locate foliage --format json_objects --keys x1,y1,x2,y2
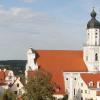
[
  {"x1": 23, "y1": 69, "x2": 56, "y2": 100},
  {"x1": 62, "y1": 94, "x2": 68, "y2": 100},
  {"x1": 1, "y1": 89, "x2": 17, "y2": 100}
]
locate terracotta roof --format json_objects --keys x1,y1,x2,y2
[
  {"x1": 0, "y1": 71, "x2": 6, "y2": 84},
  {"x1": 81, "y1": 73, "x2": 100, "y2": 88},
  {"x1": 28, "y1": 50, "x2": 87, "y2": 94},
  {"x1": 0, "y1": 70, "x2": 11, "y2": 85},
  {"x1": 36, "y1": 50, "x2": 87, "y2": 72},
  {"x1": 97, "y1": 91, "x2": 100, "y2": 96}
]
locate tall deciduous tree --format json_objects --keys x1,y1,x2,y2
[
  {"x1": 2, "y1": 90, "x2": 17, "y2": 100},
  {"x1": 23, "y1": 69, "x2": 56, "y2": 100}
]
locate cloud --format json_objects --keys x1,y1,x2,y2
[
  {"x1": 0, "y1": 6, "x2": 80, "y2": 60},
  {"x1": 1, "y1": 0, "x2": 100, "y2": 60}
]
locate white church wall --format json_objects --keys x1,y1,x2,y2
[
  {"x1": 63, "y1": 72, "x2": 80, "y2": 100},
  {"x1": 83, "y1": 46, "x2": 100, "y2": 71},
  {"x1": 64, "y1": 72, "x2": 98, "y2": 100},
  {"x1": 26, "y1": 48, "x2": 38, "y2": 71}
]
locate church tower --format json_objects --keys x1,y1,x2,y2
[
  {"x1": 83, "y1": 9, "x2": 100, "y2": 72},
  {"x1": 25, "y1": 48, "x2": 38, "y2": 71}
]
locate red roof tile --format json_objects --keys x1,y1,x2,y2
[
  {"x1": 97, "y1": 91, "x2": 100, "y2": 96},
  {"x1": 0, "y1": 71, "x2": 6, "y2": 84},
  {"x1": 81, "y1": 73, "x2": 100, "y2": 88},
  {"x1": 28, "y1": 50, "x2": 87, "y2": 94}
]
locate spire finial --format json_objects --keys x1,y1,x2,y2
[{"x1": 91, "y1": 7, "x2": 96, "y2": 18}]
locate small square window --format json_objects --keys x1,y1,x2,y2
[
  {"x1": 81, "y1": 90, "x2": 83, "y2": 93},
  {"x1": 66, "y1": 78, "x2": 68, "y2": 80},
  {"x1": 17, "y1": 83, "x2": 19, "y2": 87},
  {"x1": 74, "y1": 78, "x2": 76, "y2": 80},
  {"x1": 85, "y1": 90, "x2": 87, "y2": 93}
]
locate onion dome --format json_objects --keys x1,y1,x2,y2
[{"x1": 87, "y1": 9, "x2": 100, "y2": 29}]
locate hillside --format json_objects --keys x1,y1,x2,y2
[{"x1": 0, "y1": 60, "x2": 27, "y2": 75}]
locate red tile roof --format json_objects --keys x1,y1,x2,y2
[
  {"x1": 97, "y1": 91, "x2": 100, "y2": 96},
  {"x1": 28, "y1": 50, "x2": 87, "y2": 94},
  {"x1": 0, "y1": 71, "x2": 6, "y2": 84},
  {"x1": 0, "y1": 70, "x2": 10, "y2": 85},
  {"x1": 81, "y1": 73, "x2": 100, "y2": 88}
]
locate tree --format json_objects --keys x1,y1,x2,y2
[
  {"x1": 23, "y1": 69, "x2": 56, "y2": 100},
  {"x1": 2, "y1": 90, "x2": 17, "y2": 100},
  {"x1": 62, "y1": 94, "x2": 68, "y2": 100}
]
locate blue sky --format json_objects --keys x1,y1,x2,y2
[{"x1": 0, "y1": 0, "x2": 100, "y2": 60}]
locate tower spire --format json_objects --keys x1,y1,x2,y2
[{"x1": 90, "y1": 7, "x2": 96, "y2": 18}]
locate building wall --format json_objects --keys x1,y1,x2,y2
[
  {"x1": 25, "y1": 48, "x2": 38, "y2": 72},
  {"x1": 83, "y1": 28, "x2": 100, "y2": 72},
  {"x1": 83, "y1": 46, "x2": 100, "y2": 71},
  {"x1": 64, "y1": 72, "x2": 98, "y2": 100},
  {"x1": 10, "y1": 78, "x2": 25, "y2": 96}
]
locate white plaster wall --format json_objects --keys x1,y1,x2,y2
[
  {"x1": 63, "y1": 72, "x2": 80, "y2": 100},
  {"x1": 10, "y1": 78, "x2": 25, "y2": 95},
  {"x1": 83, "y1": 28, "x2": 100, "y2": 72},
  {"x1": 5, "y1": 70, "x2": 16, "y2": 85},
  {"x1": 86, "y1": 29, "x2": 100, "y2": 46},
  {"x1": 75, "y1": 75, "x2": 97, "y2": 100},
  {"x1": 97, "y1": 96, "x2": 100, "y2": 100},
  {"x1": 26, "y1": 48, "x2": 38, "y2": 71},
  {"x1": 63, "y1": 72, "x2": 99, "y2": 100},
  {"x1": 53, "y1": 94, "x2": 63, "y2": 99},
  {"x1": 83, "y1": 46, "x2": 100, "y2": 71}
]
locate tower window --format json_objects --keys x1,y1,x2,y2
[
  {"x1": 86, "y1": 56, "x2": 88, "y2": 61},
  {"x1": 95, "y1": 33, "x2": 97, "y2": 35},
  {"x1": 95, "y1": 41, "x2": 97, "y2": 45},
  {"x1": 88, "y1": 33, "x2": 89, "y2": 39},
  {"x1": 95, "y1": 53, "x2": 98, "y2": 61},
  {"x1": 74, "y1": 89, "x2": 75, "y2": 95},
  {"x1": 95, "y1": 33, "x2": 97, "y2": 38}
]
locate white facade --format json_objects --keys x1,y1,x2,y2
[
  {"x1": 63, "y1": 72, "x2": 100, "y2": 100},
  {"x1": 25, "y1": 48, "x2": 38, "y2": 72},
  {"x1": 83, "y1": 28, "x2": 100, "y2": 72},
  {"x1": 63, "y1": 72, "x2": 80, "y2": 100},
  {"x1": 10, "y1": 77, "x2": 25, "y2": 96},
  {"x1": 83, "y1": 9, "x2": 100, "y2": 72},
  {"x1": 5, "y1": 70, "x2": 16, "y2": 85}
]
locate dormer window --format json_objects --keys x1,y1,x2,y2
[
  {"x1": 88, "y1": 33, "x2": 89, "y2": 39},
  {"x1": 89, "y1": 81, "x2": 93, "y2": 87}
]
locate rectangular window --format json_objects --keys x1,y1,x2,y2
[
  {"x1": 85, "y1": 90, "x2": 87, "y2": 93},
  {"x1": 81, "y1": 83, "x2": 83, "y2": 86},
  {"x1": 81, "y1": 90, "x2": 83, "y2": 93}
]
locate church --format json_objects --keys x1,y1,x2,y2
[{"x1": 25, "y1": 9, "x2": 100, "y2": 100}]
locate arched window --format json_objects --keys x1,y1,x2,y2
[
  {"x1": 86, "y1": 56, "x2": 88, "y2": 61},
  {"x1": 95, "y1": 33, "x2": 98, "y2": 45},
  {"x1": 87, "y1": 33, "x2": 89, "y2": 39},
  {"x1": 95, "y1": 53, "x2": 98, "y2": 61}
]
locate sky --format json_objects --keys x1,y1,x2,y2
[{"x1": 0, "y1": 0, "x2": 100, "y2": 60}]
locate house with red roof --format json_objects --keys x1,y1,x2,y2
[
  {"x1": 0, "y1": 69, "x2": 24, "y2": 97},
  {"x1": 25, "y1": 9, "x2": 100, "y2": 100}
]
